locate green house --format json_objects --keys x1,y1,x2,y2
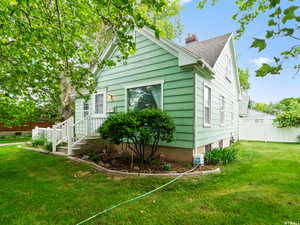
[{"x1": 74, "y1": 28, "x2": 241, "y2": 162}]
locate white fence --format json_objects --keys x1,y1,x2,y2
[
  {"x1": 239, "y1": 118, "x2": 300, "y2": 143},
  {"x1": 32, "y1": 127, "x2": 54, "y2": 143}
]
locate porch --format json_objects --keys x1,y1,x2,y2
[{"x1": 32, "y1": 116, "x2": 106, "y2": 155}]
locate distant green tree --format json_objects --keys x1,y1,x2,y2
[
  {"x1": 274, "y1": 97, "x2": 300, "y2": 127},
  {"x1": 251, "y1": 97, "x2": 300, "y2": 127},
  {"x1": 239, "y1": 68, "x2": 250, "y2": 92},
  {"x1": 253, "y1": 102, "x2": 276, "y2": 114}
]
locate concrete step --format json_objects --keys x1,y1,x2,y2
[
  {"x1": 85, "y1": 136, "x2": 101, "y2": 140},
  {"x1": 56, "y1": 146, "x2": 81, "y2": 154}
]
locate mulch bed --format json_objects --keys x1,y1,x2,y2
[{"x1": 80, "y1": 151, "x2": 217, "y2": 174}]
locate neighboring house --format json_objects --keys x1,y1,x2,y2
[
  {"x1": 73, "y1": 28, "x2": 241, "y2": 162},
  {"x1": 239, "y1": 109, "x2": 300, "y2": 143}
]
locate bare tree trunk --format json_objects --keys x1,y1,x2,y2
[{"x1": 59, "y1": 74, "x2": 75, "y2": 121}]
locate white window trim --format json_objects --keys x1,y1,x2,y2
[
  {"x1": 225, "y1": 54, "x2": 232, "y2": 82},
  {"x1": 92, "y1": 89, "x2": 107, "y2": 118},
  {"x1": 220, "y1": 95, "x2": 225, "y2": 127},
  {"x1": 203, "y1": 82, "x2": 212, "y2": 128},
  {"x1": 231, "y1": 101, "x2": 234, "y2": 123},
  {"x1": 124, "y1": 80, "x2": 164, "y2": 112},
  {"x1": 83, "y1": 100, "x2": 90, "y2": 118}
]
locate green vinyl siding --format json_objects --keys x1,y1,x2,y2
[
  {"x1": 195, "y1": 40, "x2": 239, "y2": 147},
  {"x1": 94, "y1": 32, "x2": 194, "y2": 149}
]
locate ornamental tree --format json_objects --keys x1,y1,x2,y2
[
  {"x1": 0, "y1": 0, "x2": 181, "y2": 126},
  {"x1": 99, "y1": 109, "x2": 175, "y2": 163}
]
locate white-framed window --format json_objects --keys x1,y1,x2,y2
[
  {"x1": 83, "y1": 100, "x2": 89, "y2": 117},
  {"x1": 231, "y1": 101, "x2": 234, "y2": 122},
  {"x1": 92, "y1": 90, "x2": 106, "y2": 117},
  {"x1": 125, "y1": 80, "x2": 164, "y2": 111},
  {"x1": 225, "y1": 54, "x2": 232, "y2": 81},
  {"x1": 219, "y1": 140, "x2": 224, "y2": 149},
  {"x1": 220, "y1": 95, "x2": 225, "y2": 126},
  {"x1": 203, "y1": 84, "x2": 211, "y2": 127},
  {"x1": 205, "y1": 144, "x2": 212, "y2": 153}
]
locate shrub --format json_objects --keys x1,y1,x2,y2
[
  {"x1": 205, "y1": 148, "x2": 224, "y2": 165},
  {"x1": 87, "y1": 152, "x2": 101, "y2": 162},
  {"x1": 274, "y1": 110, "x2": 300, "y2": 128},
  {"x1": 99, "y1": 109, "x2": 175, "y2": 163},
  {"x1": 32, "y1": 138, "x2": 46, "y2": 147},
  {"x1": 205, "y1": 145, "x2": 238, "y2": 165},
  {"x1": 45, "y1": 142, "x2": 53, "y2": 151},
  {"x1": 161, "y1": 163, "x2": 172, "y2": 171}
]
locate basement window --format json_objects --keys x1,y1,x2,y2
[{"x1": 205, "y1": 144, "x2": 212, "y2": 153}]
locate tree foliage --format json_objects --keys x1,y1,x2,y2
[
  {"x1": 99, "y1": 109, "x2": 175, "y2": 163},
  {"x1": 252, "y1": 97, "x2": 300, "y2": 127},
  {"x1": 238, "y1": 68, "x2": 250, "y2": 91},
  {"x1": 198, "y1": 0, "x2": 300, "y2": 76},
  {"x1": 252, "y1": 102, "x2": 277, "y2": 114},
  {"x1": 0, "y1": 0, "x2": 181, "y2": 126},
  {"x1": 274, "y1": 97, "x2": 300, "y2": 127}
]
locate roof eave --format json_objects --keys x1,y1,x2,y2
[{"x1": 139, "y1": 28, "x2": 215, "y2": 74}]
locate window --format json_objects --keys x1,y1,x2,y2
[
  {"x1": 219, "y1": 140, "x2": 224, "y2": 149},
  {"x1": 94, "y1": 93, "x2": 105, "y2": 115},
  {"x1": 225, "y1": 54, "x2": 232, "y2": 81},
  {"x1": 126, "y1": 82, "x2": 162, "y2": 111},
  {"x1": 204, "y1": 85, "x2": 211, "y2": 126},
  {"x1": 220, "y1": 95, "x2": 225, "y2": 125},
  {"x1": 231, "y1": 101, "x2": 234, "y2": 122},
  {"x1": 205, "y1": 144, "x2": 212, "y2": 153},
  {"x1": 83, "y1": 101, "x2": 89, "y2": 117}
]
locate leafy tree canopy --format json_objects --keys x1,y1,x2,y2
[
  {"x1": 252, "y1": 102, "x2": 277, "y2": 114},
  {"x1": 198, "y1": 0, "x2": 300, "y2": 77},
  {"x1": 0, "y1": 0, "x2": 181, "y2": 127},
  {"x1": 238, "y1": 68, "x2": 250, "y2": 92}
]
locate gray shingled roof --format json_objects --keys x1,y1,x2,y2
[{"x1": 184, "y1": 33, "x2": 232, "y2": 67}]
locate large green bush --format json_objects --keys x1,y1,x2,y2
[
  {"x1": 99, "y1": 109, "x2": 175, "y2": 163},
  {"x1": 274, "y1": 110, "x2": 300, "y2": 128},
  {"x1": 32, "y1": 138, "x2": 46, "y2": 147},
  {"x1": 205, "y1": 145, "x2": 239, "y2": 165}
]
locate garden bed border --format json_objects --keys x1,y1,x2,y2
[{"x1": 23, "y1": 146, "x2": 221, "y2": 177}]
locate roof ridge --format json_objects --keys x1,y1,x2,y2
[
  {"x1": 198, "y1": 32, "x2": 232, "y2": 44},
  {"x1": 183, "y1": 32, "x2": 232, "y2": 67}
]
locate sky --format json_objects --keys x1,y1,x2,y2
[{"x1": 177, "y1": 0, "x2": 299, "y2": 103}]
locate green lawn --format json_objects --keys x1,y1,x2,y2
[
  {"x1": 0, "y1": 136, "x2": 31, "y2": 144},
  {"x1": 0, "y1": 142, "x2": 300, "y2": 225}
]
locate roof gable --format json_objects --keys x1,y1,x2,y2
[
  {"x1": 184, "y1": 33, "x2": 232, "y2": 67},
  {"x1": 99, "y1": 28, "x2": 214, "y2": 76}
]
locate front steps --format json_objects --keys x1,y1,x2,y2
[{"x1": 56, "y1": 136, "x2": 108, "y2": 156}]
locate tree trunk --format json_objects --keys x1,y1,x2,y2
[{"x1": 59, "y1": 75, "x2": 75, "y2": 121}]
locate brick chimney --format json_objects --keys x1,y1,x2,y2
[{"x1": 185, "y1": 33, "x2": 198, "y2": 44}]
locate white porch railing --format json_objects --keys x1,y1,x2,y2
[{"x1": 32, "y1": 116, "x2": 106, "y2": 155}]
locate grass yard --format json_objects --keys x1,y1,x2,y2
[
  {"x1": 0, "y1": 141, "x2": 300, "y2": 225},
  {"x1": 0, "y1": 136, "x2": 31, "y2": 144}
]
